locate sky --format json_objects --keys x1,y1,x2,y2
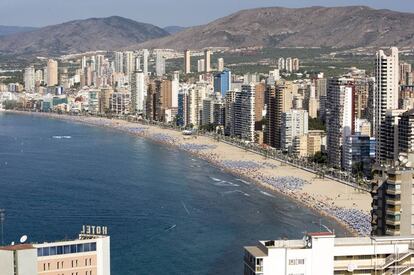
[{"x1": 1, "y1": 0, "x2": 414, "y2": 28}]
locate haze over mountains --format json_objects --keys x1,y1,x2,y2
[
  {"x1": 1, "y1": 6, "x2": 414, "y2": 56},
  {"x1": 0, "y1": 16, "x2": 169, "y2": 56},
  {"x1": 138, "y1": 6, "x2": 414, "y2": 50}
]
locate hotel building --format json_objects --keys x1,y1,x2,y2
[
  {"x1": 0, "y1": 226, "x2": 110, "y2": 275},
  {"x1": 244, "y1": 232, "x2": 414, "y2": 275}
]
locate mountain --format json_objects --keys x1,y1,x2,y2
[
  {"x1": 0, "y1": 26, "x2": 37, "y2": 37},
  {"x1": 0, "y1": 16, "x2": 169, "y2": 56},
  {"x1": 163, "y1": 26, "x2": 187, "y2": 34},
  {"x1": 136, "y1": 6, "x2": 414, "y2": 50}
]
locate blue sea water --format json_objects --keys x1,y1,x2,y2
[{"x1": 0, "y1": 113, "x2": 347, "y2": 274}]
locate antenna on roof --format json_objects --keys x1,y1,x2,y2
[{"x1": 20, "y1": 235, "x2": 28, "y2": 244}]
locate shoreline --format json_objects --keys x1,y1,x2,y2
[{"x1": 3, "y1": 110, "x2": 372, "y2": 236}]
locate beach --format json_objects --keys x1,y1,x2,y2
[{"x1": 6, "y1": 111, "x2": 372, "y2": 236}]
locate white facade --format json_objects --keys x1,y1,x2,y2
[
  {"x1": 123, "y1": 51, "x2": 135, "y2": 75},
  {"x1": 281, "y1": 110, "x2": 309, "y2": 152},
  {"x1": 198, "y1": 59, "x2": 205, "y2": 73},
  {"x1": 278, "y1": 57, "x2": 285, "y2": 71},
  {"x1": 245, "y1": 233, "x2": 414, "y2": 275},
  {"x1": 24, "y1": 66, "x2": 35, "y2": 92},
  {"x1": 217, "y1": 58, "x2": 224, "y2": 72},
  {"x1": 155, "y1": 51, "x2": 166, "y2": 77},
  {"x1": 204, "y1": 49, "x2": 211, "y2": 72},
  {"x1": 114, "y1": 52, "x2": 124, "y2": 73},
  {"x1": 143, "y1": 49, "x2": 149, "y2": 76},
  {"x1": 131, "y1": 71, "x2": 146, "y2": 113},
  {"x1": 172, "y1": 72, "x2": 179, "y2": 108},
  {"x1": 374, "y1": 47, "x2": 399, "y2": 163}
]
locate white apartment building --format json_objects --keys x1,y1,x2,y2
[
  {"x1": 234, "y1": 84, "x2": 256, "y2": 142},
  {"x1": 114, "y1": 52, "x2": 124, "y2": 73},
  {"x1": 131, "y1": 70, "x2": 146, "y2": 114},
  {"x1": 281, "y1": 109, "x2": 309, "y2": 153},
  {"x1": 244, "y1": 232, "x2": 414, "y2": 275},
  {"x1": 374, "y1": 47, "x2": 399, "y2": 163},
  {"x1": 24, "y1": 66, "x2": 35, "y2": 92}
]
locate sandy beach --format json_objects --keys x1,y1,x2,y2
[{"x1": 5, "y1": 111, "x2": 372, "y2": 236}]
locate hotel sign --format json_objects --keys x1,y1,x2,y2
[{"x1": 80, "y1": 225, "x2": 108, "y2": 236}]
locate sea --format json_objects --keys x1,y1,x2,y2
[{"x1": 0, "y1": 112, "x2": 347, "y2": 274}]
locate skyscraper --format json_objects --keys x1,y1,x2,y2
[
  {"x1": 214, "y1": 69, "x2": 231, "y2": 97},
  {"x1": 281, "y1": 110, "x2": 309, "y2": 153},
  {"x1": 24, "y1": 66, "x2": 35, "y2": 92},
  {"x1": 184, "y1": 50, "x2": 191, "y2": 74},
  {"x1": 197, "y1": 59, "x2": 205, "y2": 73},
  {"x1": 114, "y1": 52, "x2": 124, "y2": 73},
  {"x1": 217, "y1": 58, "x2": 224, "y2": 72},
  {"x1": 155, "y1": 51, "x2": 166, "y2": 77},
  {"x1": 234, "y1": 84, "x2": 256, "y2": 141},
  {"x1": 47, "y1": 59, "x2": 58, "y2": 86},
  {"x1": 204, "y1": 49, "x2": 211, "y2": 72},
  {"x1": 131, "y1": 70, "x2": 146, "y2": 114},
  {"x1": 172, "y1": 72, "x2": 179, "y2": 108},
  {"x1": 374, "y1": 47, "x2": 399, "y2": 164},
  {"x1": 143, "y1": 49, "x2": 149, "y2": 76},
  {"x1": 326, "y1": 77, "x2": 355, "y2": 168},
  {"x1": 278, "y1": 57, "x2": 285, "y2": 70},
  {"x1": 123, "y1": 51, "x2": 135, "y2": 75},
  {"x1": 264, "y1": 84, "x2": 293, "y2": 149},
  {"x1": 285, "y1": 57, "x2": 293, "y2": 73}
]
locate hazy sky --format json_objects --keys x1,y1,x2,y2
[{"x1": 1, "y1": 0, "x2": 414, "y2": 28}]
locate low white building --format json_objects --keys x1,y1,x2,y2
[{"x1": 244, "y1": 232, "x2": 414, "y2": 275}]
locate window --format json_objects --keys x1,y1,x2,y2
[{"x1": 288, "y1": 259, "x2": 305, "y2": 265}]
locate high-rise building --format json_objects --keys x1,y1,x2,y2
[
  {"x1": 24, "y1": 66, "x2": 35, "y2": 92},
  {"x1": 114, "y1": 52, "x2": 124, "y2": 73},
  {"x1": 374, "y1": 47, "x2": 399, "y2": 164},
  {"x1": 184, "y1": 50, "x2": 191, "y2": 74},
  {"x1": 131, "y1": 70, "x2": 146, "y2": 114},
  {"x1": 109, "y1": 90, "x2": 131, "y2": 115},
  {"x1": 292, "y1": 58, "x2": 300, "y2": 72},
  {"x1": 171, "y1": 72, "x2": 179, "y2": 108},
  {"x1": 281, "y1": 110, "x2": 309, "y2": 153},
  {"x1": 244, "y1": 233, "x2": 414, "y2": 274},
  {"x1": 285, "y1": 57, "x2": 293, "y2": 73},
  {"x1": 400, "y1": 62, "x2": 412, "y2": 85},
  {"x1": 343, "y1": 133, "x2": 375, "y2": 178},
  {"x1": 214, "y1": 69, "x2": 231, "y2": 97},
  {"x1": 197, "y1": 59, "x2": 205, "y2": 73},
  {"x1": 233, "y1": 84, "x2": 255, "y2": 141},
  {"x1": 377, "y1": 109, "x2": 404, "y2": 163},
  {"x1": 177, "y1": 85, "x2": 190, "y2": 126},
  {"x1": 155, "y1": 51, "x2": 166, "y2": 77},
  {"x1": 47, "y1": 59, "x2": 58, "y2": 86},
  {"x1": 277, "y1": 57, "x2": 285, "y2": 71},
  {"x1": 326, "y1": 77, "x2": 355, "y2": 168},
  {"x1": 264, "y1": 84, "x2": 293, "y2": 149},
  {"x1": 204, "y1": 49, "x2": 211, "y2": 72},
  {"x1": 254, "y1": 83, "x2": 266, "y2": 122},
  {"x1": 135, "y1": 56, "x2": 141, "y2": 72},
  {"x1": 372, "y1": 166, "x2": 414, "y2": 236},
  {"x1": 143, "y1": 49, "x2": 149, "y2": 76},
  {"x1": 217, "y1": 58, "x2": 224, "y2": 72},
  {"x1": 123, "y1": 51, "x2": 135, "y2": 75}
]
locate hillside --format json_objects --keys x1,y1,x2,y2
[
  {"x1": 0, "y1": 26, "x2": 37, "y2": 37},
  {"x1": 136, "y1": 6, "x2": 414, "y2": 50},
  {"x1": 0, "y1": 16, "x2": 169, "y2": 56}
]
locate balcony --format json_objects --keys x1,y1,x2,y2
[{"x1": 386, "y1": 218, "x2": 400, "y2": 226}]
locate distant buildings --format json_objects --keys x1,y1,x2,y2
[
  {"x1": 24, "y1": 66, "x2": 35, "y2": 92},
  {"x1": 130, "y1": 70, "x2": 146, "y2": 114},
  {"x1": 184, "y1": 49, "x2": 191, "y2": 74},
  {"x1": 47, "y1": 59, "x2": 58, "y2": 86},
  {"x1": 204, "y1": 49, "x2": 211, "y2": 73},
  {"x1": 217, "y1": 58, "x2": 224, "y2": 72},
  {"x1": 155, "y1": 51, "x2": 166, "y2": 77},
  {"x1": 214, "y1": 69, "x2": 231, "y2": 97}
]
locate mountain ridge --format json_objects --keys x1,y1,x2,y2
[
  {"x1": 134, "y1": 6, "x2": 414, "y2": 50},
  {"x1": 0, "y1": 16, "x2": 169, "y2": 56}
]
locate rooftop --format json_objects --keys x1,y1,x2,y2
[{"x1": 0, "y1": 244, "x2": 34, "y2": 251}]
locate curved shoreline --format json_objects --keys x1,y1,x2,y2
[{"x1": 3, "y1": 110, "x2": 372, "y2": 236}]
